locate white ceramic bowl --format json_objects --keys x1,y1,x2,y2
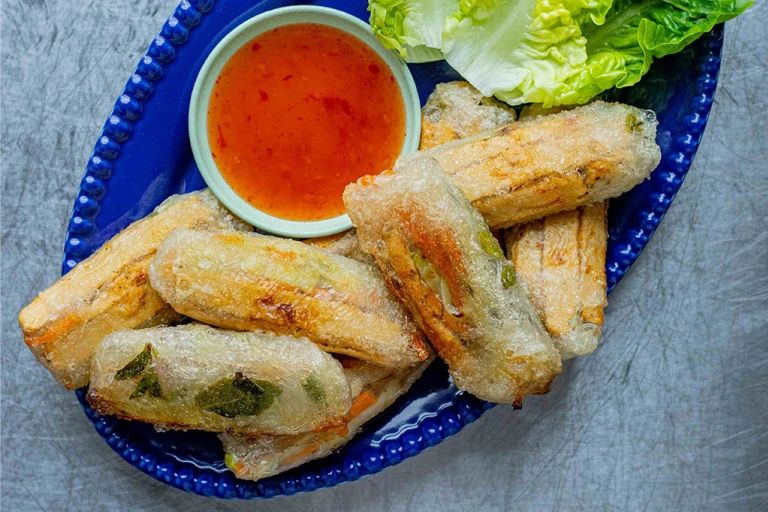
[{"x1": 188, "y1": 6, "x2": 421, "y2": 238}]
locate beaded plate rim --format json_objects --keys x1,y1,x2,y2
[{"x1": 63, "y1": 0, "x2": 724, "y2": 500}]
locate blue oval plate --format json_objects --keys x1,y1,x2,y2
[{"x1": 64, "y1": 0, "x2": 724, "y2": 500}]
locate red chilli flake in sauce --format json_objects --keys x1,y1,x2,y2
[{"x1": 207, "y1": 23, "x2": 406, "y2": 221}]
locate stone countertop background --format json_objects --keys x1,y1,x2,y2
[{"x1": 1, "y1": 2, "x2": 766, "y2": 511}]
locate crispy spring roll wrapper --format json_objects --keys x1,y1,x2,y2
[
  {"x1": 402, "y1": 101, "x2": 660, "y2": 229},
  {"x1": 419, "y1": 81, "x2": 516, "y2": 150},
  {"x1": 149, "y1": 229, "x2": 429, "y2": 368},
  {"x1": 344, "y1": 159, "x2": 561, "y2": 404},
  {"x1": 18, "y1": 190, "x2": 250, "y2": 389},
  {"x1": 501, "y1": 104, "x2": 608, "y2": 359},
  {"x1": 302, "y1": 229, "x2": 374, "y2": 266},
  {"x1": 220, "y1": 353, "x2": 434, "y2": 481},
  {"x1": 87, "y1": 324, "x2": 350, "y2": 435},
  {"x1": 423, "y1": 95, "x2": 609, "y2": 360},
  {"x1": 505, "y1": 204, "x2": 608, "y2": 359}
]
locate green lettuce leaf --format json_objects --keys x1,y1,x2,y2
[
  {"x1": 369, "y1": 0, "x2": 751, "y2": 107},
  {"x1": 450, "y1": 0, "x2": 752, "y2": 106},
  {"x1": 368, "y1": 0, "x2": 459, "y2": 59},
  {"x1": 578, "y1": 0, "x2": 753, "y2": 92},
  {"x1": 443, "y1": 0, "x2": 616, "y2": 107},
  {"x1": 401, "y1": 44, "x2": 445, "y2": 63}
]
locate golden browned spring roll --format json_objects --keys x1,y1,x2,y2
[
  {"x1": 402, "y1": 101, "x2": 660, "y2": 229},
  {"x1": 508, "y1": 101, "x2": 607, "y2": 358},
  {"x1": 88, "y1": 324, "x2": 350, "y2": 435},
  {"x1": 149, "y1": 229, "x2": 429, "y2": 368},
  {"x1": 423, "y1": 92, "x2": 609, "y2": 360},
  {"x1": 505, "y1": 204, "x2": 608, "y2": 359},
  {"x1": 344, "y1": 159, "x2": 561, "y2": 404},
  {"x1": 220, "y1": 353, "x2": 433, "y2": 481},
  {"x1": 419, "y1": 81, "x2": 516, "y2": 150},
  {"x1": 18, "y1": 190, "x2": 250, "y2": 389}
]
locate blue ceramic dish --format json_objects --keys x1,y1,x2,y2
[{"x1": 64, "y1": 0, "x2": 725, "y2": 499}]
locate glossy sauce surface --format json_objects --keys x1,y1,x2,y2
[{"x1": 207, "y1": 23, "x2": 406, "y2": 221}]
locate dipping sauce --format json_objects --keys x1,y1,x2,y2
[{"x1": 207, "y1": 23, "x2": 407, "y2": 221}]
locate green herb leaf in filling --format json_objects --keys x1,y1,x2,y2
[
  {"x1": 501, "y1": 263, "x2": 516, "y2": 288},
  {"x1": 303, "y1": 376, "x2": 326, "y2": 403},
  {"x1": 116, "y1": 343, "x2": 153, "y2": 380},
  {"x1": 130, "y1": 370, "x2": 163, "y2": 399},
  {"x1": 478, "y1": 231, "x2": 505, "y2": 259},
  {"x1": 626, "y1": 113, "x2": 643, "y2": 133},
  {"x1": 478, "y1": 231, "x2": 517, "y2": 288},
  {"x1": 195, "y1": 372, "x2": 281, "y2": 418}
]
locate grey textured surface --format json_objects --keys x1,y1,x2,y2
[{"x1": 1, "y1": 1, "x2": 766, "y2": 510}]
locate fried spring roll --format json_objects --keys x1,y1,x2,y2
[
  {"x1": 402, "y1": 101, "x2": 660, "y2": 229},
  {"x1": 419, "y1": 81, "x2": 516, "y2": 150},
  {"x1": 87, "y1": 324, "x2": 350, "y2": 435},
  {"x1": 18, "y1": 190, "x2": 250, "y2": 389},
  {"x1": 500, "y1": 104, "x2": 608, "y2": 358},
  {"x1": 149, "y1": 229, "x2": 429, "y2": 368},
  {"x1": 505, "y1": 205, "x2": 608, "y2": 359},
  {"x1": 423, "y1": 92, "x2": 609, "y2": 359},
  {"x1": 220, "y1": 354, "x2": 433, "y2": 481},
  {"x1": 344, "y1": 159, "x2": 561, "y2": 404}
]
